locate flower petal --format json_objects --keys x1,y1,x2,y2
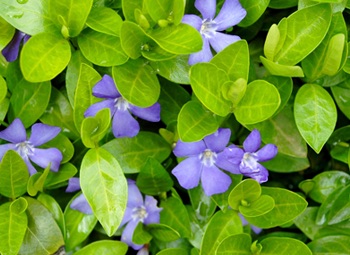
[
  {"x1": 66, "y1": 177, "x2": 81, "y2": 192},
  {"x1": 195, "y1": 0, "x2": 216, "y2": 19},
  {"x1": 71, "y1": 193, "x2": 93, "y2": 214},
  {"x1": 215, "y1": 151, "x2": 241, "y2": 174},
  {"x1": 203, "y1": 128, "x2": 231, "y2": 152},
  {"x1": 214, "y1": 0, "x2": 247, "y2": 30},
  {"x1": 29, "y1": 123, "x2": 61, "y2": 146},
  {"x1": 223, "y1": 145, "x2": 244, "y2": 165},
  {"x1": 172, "y1": 157, "x2": 202, "y2": 190},
  {"x1": 257, "y1": 144, "x2": 278, "y2": 162},
  {"x1": 84, "y1": 99, "x2": 115, "y2": 117},
  {"x1": 92, "y1": 74, "x2": 120, "y2": 98},
  {"x1": 29, "y1": 148, "x2": 63, "y2": 171},
  {"x1": 129, "y1": 102, "x2": 160, "y2": 122},
  {"x1": 0, "y1": 118, "x2": 26, "y2": 143},
  {"x1": 243, "y1": 129, "x2": 261, "y2": 153},
  {"x1": 188, "y1": 37, "x2": 213, "y2": 65},
  {"x1": 201, "y1": 165, "x2": 231, "y2": 196},
  {"x1": 136, "y1": 247, "x2": 149, "y2": 255},
  {"x1": 182, "y1": 14, "x2": 202, "y2": 31},
  {"x1": 209, "y1": 33, "x2": 240, "y2": 53},
  {"x1": 1, "y1": 31, "x2": 26, "y2": 62},
  {"x1": 144, "y1": 196, "x2": 161, "y2": 225},
  {"x1": 112, "y1": 109, "x2": 140, "y2": 138},
  {"x1": 127, "y1": 179, "x2": 144, "y2": 208},
  {"x1": 24, "y1": 157, "x2": 37, "y2": 175},
  {"x1": 0, "y1": 144, "x2": 16, "y2": 160},
  {"x1": 120, "y1": 206, "x2": 134, "y2": 228},
  {"x1": 173, "y1": 139, "x2": 206, "y2": 157},
  {"x1": 245, "y1": 164, "x2": 269, "y2": 183},
  {"x1": 121, "y1": 220, "x2": 143, "y2": 250}
]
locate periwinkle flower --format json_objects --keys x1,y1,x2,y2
[
  {"x1": 119, "y1": 179, "x2": 162, "y2": 250},
  {"x1": 182, "y1": 0, "x2": 246, "y2": 65},
  {"x1": 171, "y1": 128, "x2": 237, "y2": 196},
  {"x1": 66, "y1": 177, "x2": 93, "y2": 214},
  {"x1": 0, "y1": 118, "x2": 63, "y2": 175},
  {"x1": 2, "y1": 30, "x2": 30, "y2": 62},
  {"x1": 223, "y1": 129, "x2": 277, "y2": 183},
  {"x1": 85, "y1": 75, "x2": 161, "y2": 138}
]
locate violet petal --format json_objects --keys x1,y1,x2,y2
[
  {"x1": 143, "y1": 196, "x2": 162, "y2": 225},
  {"x1": 120, "y1": 206, "x2": 134, "y2": 227},
  {"x1": 172, "y1": 157, "x2": 202, "y2": 190},
  {"x1": 182, "y1": 14, "x2": 203, "y2": 31},
  {"x1": 173, "y1": 139, "x2": 206, "y2": 157},
  {"x1": 0, "y1": 118, "x2": 26, "y2": 143},
  {"x1": 66, "y1": 177, "x2": 81, "y2": 192},
  {"x1": 209, "y1": 33, "x2": 240, "y2": 53},
  {"x1": 29, "y1": 148, "x2": 63, "y2": 171},
  {"x1": 203, "y1": 128, "x2": 231, "y2": 152},
  {"x1": 201, "y1": 165, "x2": 231, "y2": 196},
  {"x1": 71, "y1": 193, "x2": 93, "y2": 214},
  {"x1": 121, "y1": 220, "x2": 143, "y2": 250},
  {"x1": 215, "y1": 151, "x2": 241, "y2": 174},
  {"x1": 129, "y1": 102, "x2": 160, "y2": 122},
  {"x1": 127, "y1": 179, "x2": 144, "y2": 208},
  {"x1": 1, "y1": 31, "x2": 26, "y2": 62},
  {"x1": 195, "y1": 0, "x2": 216, "y2": 20},
  {"x1": 214, "y1": 0, "x2": 247, "y2": 30},
  {"x1": 112, "y1": 109, "x2": 140, "y2": 138},
  {"x1": 256, "y1": 144, "x2": 278, "y2": 162},
  {"x1": 23, "y1": 157, "x2": 37, "y2": 175},
  {"x1": 84, "y1": 99, "x2": 116, "y2": 118},
  {"x1": 29, "y1": 123, "x2": 61, "y2": 146},
  {"x1": 0, "y1": 144, "x2": 16, "y2": 160},
  {"x1": 92, "y1": 74, "x2": 120, "y2": 98},
  {"x1": 223, "y1": 146, "x2": 244, "y2": 165},
  {"x1": 188, "y1": 37, "x2": 213, "y2": 65},
  {"x1": 243, "y1": 129, "x2": 261, "y2": 153},
  {"x1": 245, "y1": 164, "x2": 269, "y2": 183}
]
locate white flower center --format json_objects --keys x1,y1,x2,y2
[
  {"x1": 200, "y1": 19, "x2": 218, "y2": 38},
  {"x1": 114, "y1": 97, "x2": 129, "y2": 111},
  {"x1": 200, "y1": 149, "x2": 217, "y2": 167},
  {"x1": 131, "y1": 205, "x2": 148, "y2": 223},
  {"x1": 15, "y1": 141, "x2": 34, "y2": 159},
  {"x1": 241, "y1": 152, "x2": 259, "y2": 172}
]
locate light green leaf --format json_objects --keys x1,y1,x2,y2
[
  {"x1": 294, "y1": 84, "x2": 337, "y2": 153},
  {"x1": 0, "y1": 150, "x2": 29, "y2": 199},
  {"x1": 0, "y1": 98, "x2": 9, "y2": 122},
  {"x1": 264, "y1": 24, "x2": 280, "y2": 61},
  {"x1": 0, "y1": 16, "x2": 15, "y2": 50},
  {"x1": 156, "y1": 248, "x2": 189, "y2": 255},
  {"x1": 146, "y1": 223, "x2": 180, "y2": 242},
  {"x1": 260, "y1": 237, "x2": 312, "y2": 255},
  {"x1": 216, "y1": 234, "x2": 252, "y2": 255},
  {"x1": 121, "y1": 0, "x2": 143, "y2": 22},
  {"x1": 26, "y1": 164, "x2": 50, "y2": 197},
  {"x1": 260, "y1": 56, "x2": 304, "y2": 77},
  {"x1": 0, "y1": 76, "x2": 7, "y2": 103},
  {"x1": 239, "y1": 0, "x2": 269, "y2": 27},
  {"x1": 103, "y1": 132, "x2": 171, "y2": 173},
  {"x1": 42, "y1": 133, "x2": 74, "y2": 164},
  {"x1": 308, "y1": 235, "x2": 350, "y2": 254},
  {"x1": 86, "y1": 7, "x2": 123, "y2": 36},
  {"x1": 112, "y1": 59, "x2": 160, "y2": 107},
  {"x1": 331, "y1": 79, "x2": 350, "y2": 120},
  {"x1": 239, "y1": 195, "x2": 275, "y2": 217},
  {"x1": 20, "y1": 33, "x2": 71, "y2": 82},
  {"x1": 73, "y1": 240, "x2": 128, "y2": 255},
  {"x1": 44, "y1": 163, "x2": 77, "y2": 189},
  {"x1": 80, "y1": 148, "x2": 127, "y2": 236},
  {"x1": 144, "y1": 0, "x2": 172, "y2": 23},
  {"x1": 322, "y1": 33, "x2": 346, "y2": 76},
  {"x1": 78, "y1": 28, "x2": 128, "y2": 66},
  {"x1": 234, "y1": 79, "x2": 281, "y2": 125},
  {"x1": 228, "y1": 179, "x2": 261, "y2": 211}
]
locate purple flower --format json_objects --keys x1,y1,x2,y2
[
  {"x1": 85, "y1": 75, "x2": 161, "y2": 138},
  {"x1": 119, "y1": 179, "x2": 162, "y2": 250},
  {"x1": 0, "y1": 118, "x2": 63, "y2": 175},
  {"x1": 2, "y1": 30, "x2": 30, "y2": 62},
  {"x1": 171, "y1": 128, "x2": 238, "y2": 196},
  {"x1": 182, "y1": 0, "x2": 246, "y2": 65},
  {"x1": 66, "y1": 177, "x2": 93, "y2": 214},
  {"x1": 223, "y1": 129, "x2": 277, "y2": 183}
]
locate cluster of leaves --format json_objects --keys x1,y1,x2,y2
[{"x1": 0, "y1": 0, "x2": 350, "y2": 254}]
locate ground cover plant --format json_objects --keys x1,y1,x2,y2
[{"x1": 0, "y1": 0, "x2": 350, "y2": 254}]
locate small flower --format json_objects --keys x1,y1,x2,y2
[
  {"x1": 0, "y1": 118, "x2": 63, "y2": 175},
  {"x1": 171, "y1": 128, "x2": 237, "y2": 196},
  {"x1": 223, "y1": 129, "x2": 277, "y2": 183},
  {"x1": 119, "y1": 179, "x2": 162, "y2": 250},
  {"x1": 66, "y1": 177, "x2": 93, "y2": 214},
  {"x1": 182, "y1": 0, "x2": 246, "y2": 65},
  {"x1": 2, "y1": 30, "x2": 30, "y2": 62},
  {"x1": 85, "y1": 75, "x2": 161, "y2": 138}
]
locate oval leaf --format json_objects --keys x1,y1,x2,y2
[
  {"x1": 260, "y1": 237, "x2": 312, "y2": 255},
  {"x1": 73, "y1": 240, "x2": 128, "y2": 255}
]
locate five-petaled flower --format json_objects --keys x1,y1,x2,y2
[
  {"x1": 0, "y1": 118, "x2": 63, "y2": 175},
  {"x1": 85, "y1": 74, "x2": 161, "y2": 138},
  {"x1": 119, "y1": 179, "x2": 162, "y2": 250},
  {"x1": 223, "y1": 129, "x2": 278, "y2": 183},
  {"x1": 66, "y1": 177, "x2": 93, "y2": 214},
  {"x1": 182, "y1": 0, "x2": 246, "y2": 65},
  {"x1": 172, "y1": 128, "x2": 238, "y2": 196},
  {"x1": 2, "y1": 30, "x2": 30, "y2": 62}
]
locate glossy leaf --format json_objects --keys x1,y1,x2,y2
[
  {"x1": 44, "y1": 163, "x2": 77, "y2": 189},
  {"x1": 216, "y1": 233, "x2": 252, "y2": 255},
  {"x1": 42, "y1": 133, "x2": 74, "y2": 164},
  {"x1": 0, "y1": 16, "x2": 15, "y2": 50},
  {"x1": 263, "y1": 152, "x2": 310, "y2": 173},
  {"x1": 228, "y1": 179, "x2": 262, "y2": 211},
  {"x1": 86, "y1": 7, "x2": 123, "y2": 36},
  {"x1": 73, "y1": 240, "x2": 128, "y2": 255},
  {"x1": 157, "y1": 248, "x2": 189, "y2": 255},
  {"x1": 239, "y1": 0, "x2": 269, "y2": 27},
  {"x1": 308, "y1": 235, "x2": 350, "y2": 254},
  {"x1": 260, "y1": 237, "x2": 312, "y2": 255},
  {"x1": 121, "y1": 0, "x2": 143, "y2": 22},
  {"x1": 144, "y1": 0, "x2": 171, "y2": 22},
  {"x1": 147, "y1": 223, "x2": 180, "y2": 242},
  {"x1": 331, "y1": 79, "x2": 350, "y2": 120},
  {"x1": 294, "y1": 84, "x2": 337, "y2": 153},
  {"x1": 0, "y1": 150, "x2": 29, "y2": 199},
  {"x1": 189, "y1": 184, "x2": 217, "y2": 223},
  {"x1": 239, "y1": 195, "x2": 275, "y2": 218},
  {"x1": 120, "y1": 21, "x2": 149, "y2": 59},
  {"x1": 80, "y1": 148, "x2": 127, "y2": 236},
  {"x1": 20, "y1": 33, "x2": 71, "y2": 82},
  {"x1": 260, "y1": 56, "x2": 304, "y2": 77},
  {"x1": 26, "y1": 164, "x2": 50, "y2": 197},
  {"x1": 0, "y1": 76, "x2": 7, "y2": 103}
]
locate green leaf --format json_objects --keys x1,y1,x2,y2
[
  {"x1": 0, "y1": 0, "x2": 57, "y2": 35},
  {"x1": 228, "y1": 179, "x2": 261, "y2": 211},
  {"x1": 0, "y1": 76, "x2": 7, "y2": 103},
  {"x1": 9, "y1": 80, "x2": 51, "y2": 128},
  {"x1": 147, "y1": 223, "x2": 180, "y2": 242},
  {"x1": 156, "y1": 248, "x2": 189, "y2": 255},
  {"x1": 26, "y1": 164, "x2": 50, "y2": 196},
  {"x1": 144, "y1": 0, "x2": 171, "y2": 22},
  {"x1": 239, "y1": 0, "x2": 269, "y2": 27},
  {"x1": 64, "y1": 193, "x2": 97, "y2": 251},
  {"x1": 0, "y1": 98, "x2": 9, "y2": 123},
  {"x1": 50, "y1": 0, "x2": 93, "y2": 37},
  {"x1": 0, "y1": 200, "x2": 27, "y2": 255},
  {"x1": 78, "y1": 28, "x2": 128, "y2": 66},
  {"x1": 234, "y1": 80, "x2": 281, "y2": 125},
  {"x1": 294, "y1": 84, "x2": 337, "y2": 153},
  {"x1": 80, "y1": 148, "x2": 127, "y2": 236},
  {"x1": 264, "y1": 24, "x2": 280, "y2": 61},
  {"x1": 216, "y1": 234, "x2": 252, "y2": 255},
  {"x1": 200, "y1": 210, "x2": 242, "y2": 255},
  {"x1": 244, "y1": 187, "x2": 308, "y2": 228},
  {"x1": 148, "y1": 23, "x2": 202, "y2": 54},
  {"x1": 331, "y1": 79, "x2": 350, "y2": 120},
  {"x1": 0, "y1": 16, "x2": 15, "y2": 50},
  {"x1": 86, "y1": 7, "x2": 123, "y2": 36},
  {"x1": 20, "y1": 33, "x2": 71, "y2": 82},
  {"x1": 136, "y1": 157, "x2": 173, "y2": 195},
  {"x1": 190, "y1": 62, "x2": 232, "y2": 116},
  {"x1": 73, "y1": 63, "x2": 101, "y2": 132},
  {"x1": 177, "y1": 101, "x2": 221, "y2": 142},
  {"x1": 260, "y1": 56, "x2": 305, "y2": 77},
  {"x1": 308, "y1": 235, "x2": 350, "y2": 255},
  {"x1": 41, "y1": 133, "x2": 74, "y2": 164},
  {"x1": 72, "y1": 240, "x2": 128, "y2": 255},
  {"x1": 103, "y1": 131, "x2": 171, "y2": 173},
  {"x1": 132, "y1": 222, "x2": 153, "y2": 245},
  {"x1": 260, "y1": 237, "x2": 312, "y2": 255},
  {"x1": 19, "y1": 197, "x2": 64, "y2": 255},
  {"x1": 239, "y1": 194, "x2": 275, "y2": 218},
  {"x1": 0, "y1": 150, "x2": 29, "y2": 199},
  {"x1": 269, "y1": 0, "x2": 298, "y2": 8},
  {"x1": 121, "y1": 0, "x2": 143, "y2": 22},
  {"x1": 262, "y1": 152, "x2": 310, "y2": 173},
  {"x1": 44, "y1": 163, "x2": 77, "y2": 189},
  {"x1": 112, "y1": 59, "x2": 160, "y2": 107}
]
